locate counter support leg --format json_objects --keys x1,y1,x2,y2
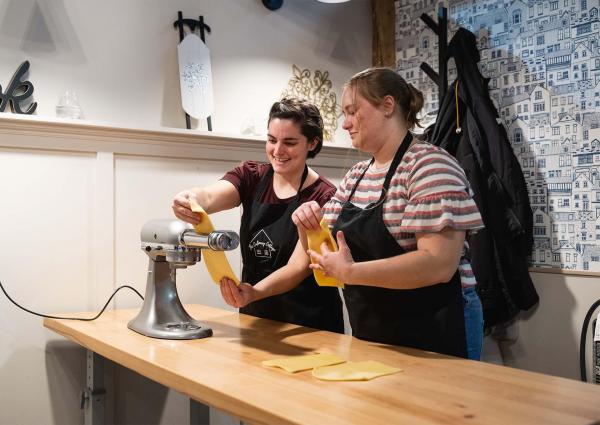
[
  {"x1": 82, "y1": 350, "x2": 106, "y2": 425},
  {"x1": 190, "y1": 399, "x2": 210, "y2": 425}
]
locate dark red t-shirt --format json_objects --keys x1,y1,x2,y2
[{"x1": 221, "y1": 161, "x2": 335, "y2": 209}]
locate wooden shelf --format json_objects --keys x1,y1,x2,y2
[{"x1": 0, "y1": 113, "x2": 365, "y2": 168}]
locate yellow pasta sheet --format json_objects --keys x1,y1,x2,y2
[
  {"x1": 262, "y1": 353, "x2": 345, "y2": 373},
  {"x1": 306, "y1": 220, "x2": 344, "y2": 288},
  {"x1": 189, "y1": 198, "x2": 240, "y2": 286},
  {"x1": 312, "y1": 360, "x2": 403, "y2": 381}
]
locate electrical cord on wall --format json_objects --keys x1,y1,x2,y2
[
  {"x1": 580, "y1": 298, "x2": 600, "y2": 382},
  {"x1": 0, "y1": 279, "x2": 143, "y2": 321}
]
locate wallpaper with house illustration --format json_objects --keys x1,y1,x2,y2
[{"x1": 396, "y1": 0, "x2": 600, "y2": 272}]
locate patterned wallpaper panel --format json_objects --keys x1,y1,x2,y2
[{"x1": 395, "y1": 0, "x2": 600, "y2": 271}]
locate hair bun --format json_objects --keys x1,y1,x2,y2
[{"x1": 407, "y1": 84, "x2": 424, "y2": 129}]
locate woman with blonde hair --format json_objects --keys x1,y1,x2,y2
[{"x1": 292, "y1": 68, "x2": 483, "y2": 357}]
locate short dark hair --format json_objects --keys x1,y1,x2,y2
[{"x1": 267, "y1": 98, "x2": 324, "y2": 158}]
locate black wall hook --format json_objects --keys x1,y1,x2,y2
[
  {"x1": 173, "y1": 12, "x2": 211, "y2": 42},
  {"x1": 419, "y1": 6, "x2": 449, "y2": 104}
]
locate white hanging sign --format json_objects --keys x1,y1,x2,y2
[{"x1": 177, "y1": 33, "x2": 214, "y2": 119}]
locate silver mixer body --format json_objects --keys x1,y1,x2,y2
[{"x1": 127, "y1": 219, "x2": 239, "y2": 340}]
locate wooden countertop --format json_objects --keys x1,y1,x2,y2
[{"x1": 44, "y1": 304, "x2": 600, "y2": 425}]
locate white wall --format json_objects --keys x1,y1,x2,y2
[
  {"x1": 0, "y1": 1, "x2": 371, "y2": 424},
  {"x1": 491, "y1": 271, "x2": 600, "y2": 381},
  {"x1": 0, "y1": 0, "x2": 370, "y2": 141},
  {"x1": 0, "y1": 148, "x2": 95, "y2": 425}
]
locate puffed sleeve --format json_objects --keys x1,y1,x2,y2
[{"x1": 399, "y1": 145, "x2": 483, "y2": 233}]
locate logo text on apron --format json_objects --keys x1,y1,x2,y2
[{"x1": 248, "y1": 229, "x2": 276, "y2": 258}]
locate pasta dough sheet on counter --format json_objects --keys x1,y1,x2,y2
[
  {"x1": 262, "y1": 353, "x2": 346, "y2": 373},
  {"x1": 189, "y1": 198, "x2": 240, "y2": 286},
  {"x1": 312, "y1": 360, "x2": 403, "y2": 381},
  {"x1": 306, "y1": 220, "x2": 344, "y2": 288}
]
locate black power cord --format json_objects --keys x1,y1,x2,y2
[
  {"x1": 0, "y1": 279, "x2": 143, "y2": 321},
  {"x1": 580, "y1": 298, "x2": 600, "y2": 382}
]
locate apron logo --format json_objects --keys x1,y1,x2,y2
[{"x1": 249, "y1": 229, "x2": 276, "y2": 258}]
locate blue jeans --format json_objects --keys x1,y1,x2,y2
[{"x1": 463, "y1": 286, "x2": 483, "y2": 360}]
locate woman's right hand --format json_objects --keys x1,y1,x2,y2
[
  {"x1": 171, "y1": 189, "x2": 201, "y2": 225},
  {"x1": 291, "y1": 201, "x2": 323, "y2": 231}
]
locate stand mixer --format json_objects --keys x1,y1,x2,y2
[{"x1": 128, "y1": 219, "x2": 239, "y2": 340}]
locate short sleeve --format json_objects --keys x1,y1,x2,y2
[
  {"x1": 400, "y1": 145, "x2": 483, "y2": 233},
  {"x1": 312, "y1": 182, "x2": 336, "y2": 208},
  {"x1": 221, "y1": 161, "x2": 266, "y2": 204},
  {"x1": 322, "y1": 189, "x2": 344, "y2": 228}
]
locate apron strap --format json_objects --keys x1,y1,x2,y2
[
  {"x1": 346, "y1": 132, "x2": 414, "y2": 204},
  {"x1": 346, "y1": 158, "x2": 374, "y2": 203},
  {"x1": 255, "y1": 165, "x2": 274, "y2": 200},
  {"x1": 296, "y1": 164, "x2": 309, "y2": 201},
  {"x1": 255, "y1": 164, "x2": 309, "y2": 202},
  {"x1": 380, "y1": 131, "x2": 413, "y2": 197}
]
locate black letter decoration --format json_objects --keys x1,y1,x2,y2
[{"x1": 0, "y1": 61, "x2": 37, "y2": 114}]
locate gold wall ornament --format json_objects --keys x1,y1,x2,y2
[{"x1": 281, "y1": 65, "x2": 341, "y2": 142}]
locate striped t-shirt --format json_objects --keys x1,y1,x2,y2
[{"x1": 322, "y1": 140, "x2": 484, "y2": 288}]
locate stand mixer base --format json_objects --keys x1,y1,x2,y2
[
  {"x1": 127, "y1": 258, "x2": 214, "y2": 340},
  {"x1": 128, "y1": 318, "x2": 213, "y2": 340}
]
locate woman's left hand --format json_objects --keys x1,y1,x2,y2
[{"x1": 307, "y1": 230, "x2": 354, "y2": 283}]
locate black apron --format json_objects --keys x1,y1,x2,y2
[
  {"x1": 333, "y1": 133, "x2": 467, "y2": 357},
  {"x1": 239, "y1": 165, "x2": 344, "y2": 333}
]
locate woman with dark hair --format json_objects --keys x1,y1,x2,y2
[
  {"x1": 292, "y1": 68, "x2": 484, "y2": 356},
  {"x1": 172, "y1": 98, "x2": 343, "y2": 333}
]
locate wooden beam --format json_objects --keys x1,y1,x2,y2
[{"x1": 372, "y1": 0, "x2": 396, "y2": 67}]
